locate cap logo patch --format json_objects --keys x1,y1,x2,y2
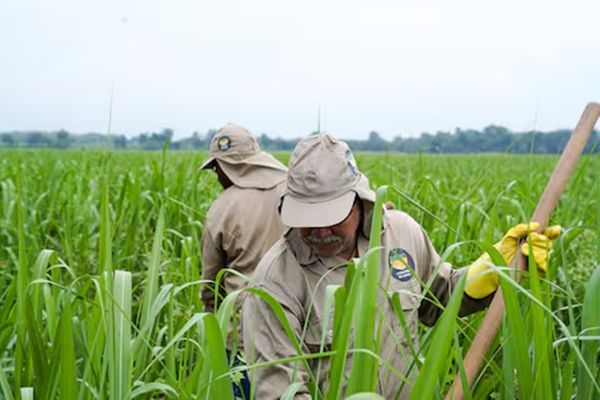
[
  {"x1": 217, "y1": 136, "x2": 231, "y2": 151},
  {"x1": 346, "y1": 149, "x2": 359, "y2": 176},
  {"x1": 388, "y1": 248, "x2": 415, "y2": 282}
]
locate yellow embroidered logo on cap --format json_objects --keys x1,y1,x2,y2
[{"x1": 217, "y1": 136, "x2": 231, "y2": 151}]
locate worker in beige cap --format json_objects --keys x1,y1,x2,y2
[
  {"x1": 242, "y1": 133, "x2": 561, "y2": 399},
  {"x1": 200, "y1": 123, "x2": 287, "y2": 398},
  {"x1": 199, "y1": 122, "x2": 288, "y2": 310}
]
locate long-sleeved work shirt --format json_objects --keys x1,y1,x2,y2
[
  {"x1": 201, "y1": 180, "x2": 287, "y2": 312},
  {"x1": 243, "y1": 209, "x2": 490, "y2": 399}
]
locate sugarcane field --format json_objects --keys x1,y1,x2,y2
[
  {"x1": 1, "y1": 120, "x2": 599, "y2": 399},
  {"x1": 2, "y1": 1, "x2": 600, "y2": 399}
]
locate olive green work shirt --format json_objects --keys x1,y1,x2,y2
[
  {"x1": 242, "y1": 209, "x2": 490, "y2": 399},
  {"x1": 201, "y1": 181, "x2": 287, "y2": 312}
]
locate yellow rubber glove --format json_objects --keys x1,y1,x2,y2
[
  {"x1": 520, "y1": 226, "x2": 562, "y2": 272},
  {"x1": 465, "y1": 222, "x2": 562, "y2": 299}
]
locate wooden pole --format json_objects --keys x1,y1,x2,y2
[{"x1": 446, "y1": 102, "x2": 600, "y2": 400}]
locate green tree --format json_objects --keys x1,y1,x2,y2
[
  {"x1": 367, "y1": 131, "x2": 387, "y2": 151},
  {"x1": 1, "y1": 133, "x2": 15, "y2": 147},
  {"x1": 26, "y1": 132, "x2": 50, "y2": 148},
  {"x1": 113, "y1": 135, "x2": 127, "y2": 149},
  {"x1": 55, "y1": 130, "x2": 72, "y2": 149}
]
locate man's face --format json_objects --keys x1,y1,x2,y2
[
  {"x1": 212, "y1": 162, "x2": 233, "y2": 189},
  {"x1": 298, "y1": 201, "x2": 361, "y2": 260}
]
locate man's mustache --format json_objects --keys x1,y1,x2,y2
[{"x1": 305, "y1": 234, "x2": 342, "y2": 245}]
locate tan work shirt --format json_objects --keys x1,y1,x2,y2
[
  {"x1": 243, "y1": 209, "x2": 490, "y2": 399},
  {"x1": 201, "y1": 181, "x2": 287, "y2": 312}
]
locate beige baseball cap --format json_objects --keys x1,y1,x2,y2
[
  {"x1": 199, "y1": 123, "x2": 287, "y2": 189},
  {"x1": 280, "y1": 133, "x2": 375, "y2": 228}
]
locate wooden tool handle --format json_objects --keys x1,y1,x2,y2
[{"x1": 446, "y1": 102, "x2": 600, "y2": 400}]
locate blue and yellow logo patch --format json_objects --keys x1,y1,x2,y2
[
  {"x1": 388, "y1": 248, "x2": 415, "y2": 282},
  {"x1": 217, "y1": 136, "x2": 231, "y2": 151}
]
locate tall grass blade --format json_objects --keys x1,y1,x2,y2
[
  {"x1": 347, "y1": 186, "x2": 387, "y2": 395},
  {"x1": 133, "y1": 206, "x2": 165, "y2": 376},
  {"x1": 99, "y1": 165, "x2": 113, "y2": 277},
  {"x1": 141, "y1": 206, "x2": 165, "y2": 327},
  {"x1": 58, "y1": 296, "x2": 77, "y2": 399},
  {"x1": 346, "y1": 393, "x2": 385, "y2": 400},
  {"x1": 576, "y1": 266, "x2": 600, "y2": 399},
  {"x1": 325, "y1": 258, "x2": 360, "y2": 400},
  {"x1": 0, "y1": 360, "x2": 15, "y2": 400},
  {"x1": 409, "y1": 274, "x2": 466, "y2": 400},
  {"x1": 14, "y1": 162, "x2": 29, "y2": 391},
  {"x1": 198, "y1": 313, "x2": 234, "y2": 400},
  {"x1": 131, "y1": 382, "x2": 177, "y2": 398},
  {"x1": 111, "y1": 270, "x2": 132, "y2": 399},
  {"x1": 527, "y1": 240, "x2": 553, "y2": 399},
  {"x1": 498, "y1": 263, "x2": 533, "y2": 399},
  {"x1": 20, "y1": 387, "x2": 33, "y2": 400},
  {"x1": 559, "y1": 350, "x2": 575, "y2": 400},
  {"x1": 99, "y1": 161, "x2": 114, "y2": 400}
]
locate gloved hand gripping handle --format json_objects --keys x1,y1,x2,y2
[{"x1": 447, "y1": 102, "x2": 600, "y2": 400}]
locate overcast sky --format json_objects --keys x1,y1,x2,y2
[{"x1": 1, "y1": 0, "x2": 598, "y2": 139}]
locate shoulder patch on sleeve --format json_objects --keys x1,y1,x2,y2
[{"x1": 388, "y1": 248, "x2": 415, "y2": 282}]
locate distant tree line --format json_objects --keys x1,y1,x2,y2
[{"x1": 1, "y1": 126, "x2": 598, "y2": 154}]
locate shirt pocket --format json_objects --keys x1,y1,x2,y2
[{"x1": 388, "y1": 278, "x2": 421, "y2": 311}]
